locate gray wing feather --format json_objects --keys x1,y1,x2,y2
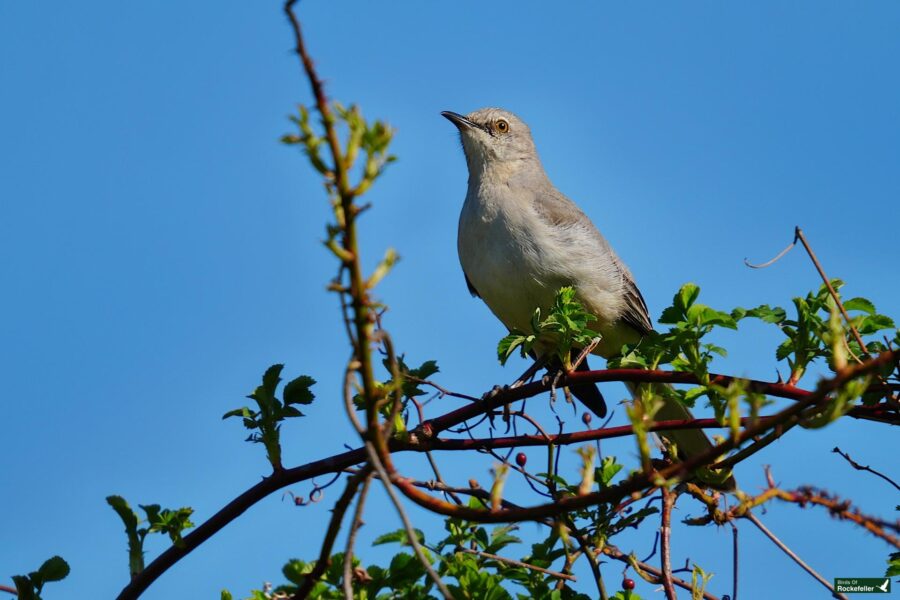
[
  {"x1": 532, "y1": 187, "x2": 653, "y2": 336},
  {"x1": 619, "y1": 270, "x2": 653, "y2": 335}
]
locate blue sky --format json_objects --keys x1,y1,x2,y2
[{"x1": 2, "y1": 1, "x2": 898, "y2": 598}]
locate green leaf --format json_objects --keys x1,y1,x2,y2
[
  {"x1": 598, "y1": 456, "x2": 623, "y2": 487},
  {"x1": 221, "y1": 591, "x2": 234, "y2": 600},
  {"x1": 742, "y1": 304, "x2": 788, "y2": 324},
  {"x1": 282, "y1": 559, "x2": 312, "y2": 585},
  {"x1": 844, "y1": 297, "x2": 876, "y2": 314},
  {"x1": 775, "y1": 339, "x2": 793, "y2": 361},
  {"x1": 887, "y1": 551, "x2": 900, "y2": 577},
  {"x1": 856, "y1": 314, "x2": 895, "y2": 335},
  {"x1": 221, "y1": 407, "x2": 251, "y2": 420},
  {"x1": 106, "y1": 495, "x2": 139, "y2": 533},
  {"x1": 677, "y1": 283, "x2": 700, "y2": 311},
  {"x1": 373, "y1": 528, "x2": 425, "y2": 546},
  {"x1": 36, "y1": 556, "x2": 69, "y2": 583},
  {"x1": 283, "y1": 375, "x2": 316, "y2": 406},
  {"x1": 497, "y1": 332, "x2": 530, "y2": 365}
]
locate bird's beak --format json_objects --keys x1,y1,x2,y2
[{"x1": 441, "y1": 111, "x2": 480, "y2": 131}]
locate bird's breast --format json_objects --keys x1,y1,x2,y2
[{"x1": 457, "y1": 193, "x2": 564, "y2": 334}]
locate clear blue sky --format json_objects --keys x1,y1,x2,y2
[{"x1": 2, "y1": 2, "x2": 898, "y2": 598}]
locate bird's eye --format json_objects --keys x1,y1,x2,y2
[{"x1": 495, "y1": 119, "x2": 509, "y2": 134}]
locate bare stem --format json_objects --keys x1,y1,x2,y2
[
  {"x1": 832, "y1": 446, "x2": 900, "y2": 492},
  {"x1": 744, "y1": 512, "x2": 848, "y2": 600},
  {"x1": 342, "y1": 473, "x2": 373, "y2": 599},
  {"x1": 456, "y1": 547, "x2": 576, "y2": 582},
  {"x1": 364, "y1": 442, "x2": 453, "y2": 600},
  {"x1": 660, "y1": 489, "x2": 677, "y2": 600},
  {"x1": 291, "y1": 468, "x2": 372, "y2": 600}
]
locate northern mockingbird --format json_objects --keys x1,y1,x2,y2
[{"x1": 443, "y1": 107, "x2": 722, "y2": 472}]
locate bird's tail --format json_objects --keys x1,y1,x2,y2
[
  {"x1": 625, "y1": 381, "x2": 736, "y2": 490},
  {"x1": 570, "y1": 357, "x2": 608, "y2": 418}
]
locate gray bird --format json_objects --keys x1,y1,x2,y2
[{"x1": 443, "y1": 107, "x2": 719, "y2": 468}]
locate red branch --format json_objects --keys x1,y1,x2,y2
[
  {"x1": 390, "y1": 352, "x2": 898, "y2": 523},
  {"x1": 418, "y1": 369, "x2": 897, "y2": 438}
]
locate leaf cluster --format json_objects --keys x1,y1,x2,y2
[
  {"x1": 106, "y1": 495, "x2": 195, "y2": 577},
  {"x1": 734, "y1": 280, "x2": 896, "y2": 383},
  {"x1": 498, "y1": 287, "x2": 599, "y2": 368},
  {"x1": 223, "y1": 364, "x2": 316, "y2": 470},
  {"x1": 11, "y1": 556, "x2": 69, "y2": 600}
]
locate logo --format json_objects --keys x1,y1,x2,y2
[{"x1": 833, "y1": 578, "x2": 892, "y2": 594}]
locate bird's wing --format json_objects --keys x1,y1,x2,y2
[
  {"x1": 619, "y1": 268, "x2": 653, "y2": 335},
  {"x1": 532, "y1": 189, "x2": 653, "y2": 336}
]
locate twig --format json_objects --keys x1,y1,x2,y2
[
  {"x1": 455, "y1": 547, "x2": 576, "y2": 582},
  {"x1": 744, "y1": 512, "x2": 848, "y2": 599},
  {"x1": 794, "y1": 227, "x2": 870, "y2": 360},
  {"x1": 406, "y1": 376, "x2": 481, "y2": 403},
  {"x1": 568, "y1": 519, "x2": 608, "y2": 600},
  {"x1": 292, "y1": 467, "x2": 371, "y2": 600},
  {"x1": 511, "y1": 354, "x2": 549, "y2": 389},
  {"x1": 418, "y1": 366, "x2": 898, "y2": 438},
  {"x1": 744, "y1": 235, "x2": 797, "y2": 269},
  {"x1": 659, "y1": 489, "x2": 677, "y2": 600},
  {"x1": 640, "y1": 532, "x2": 660, "y2": 564},
  {"x1": 571, "y1": 336, "x2": 601, "y2": 371},
  {"x1": 832, "y1": 446, "x2": 900, "y2": 492},
  {"x1": 711, "y1": 421, "x2": 798, "y2": 470},
  {"x1": 363, "y1": 442, "x2": 453, "y2": 600},
  {"x1": 342, "y1": 473, "x2": 372, "y2": 600},
  {"x1": 730, "y1": 521, "x2": 739, "y2": 600},
  {"x1": 601, "y1": 545, "x2": 720, "y2": 600}
]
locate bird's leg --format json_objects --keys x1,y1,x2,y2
[
  {"x1": 570, "y1": 336, "x2": 601, "y2": 371},
  {"x1": 480, "y1": 384, "x2": 505, "y2": 429},
  {"x1": 511, "y1": 354, "x2": 549, "y2": 389}
]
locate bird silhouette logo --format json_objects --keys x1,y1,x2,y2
[{"x1": 877, "y1": 578, "x2": 889, "y2": 592}]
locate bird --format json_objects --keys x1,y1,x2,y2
[{"x1": 442, "y1": 107, "x2": 726, "y2": 479}]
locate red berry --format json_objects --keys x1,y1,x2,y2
[
  {"x1": 515, "y1": 452, "x2": 527, "y2": 467},
  {"x1": 582, "y1": 412, "x2": 592, "y2": 425},
  {"x1": 622, "y1": 578, "x2": 635, "y2": 590}
]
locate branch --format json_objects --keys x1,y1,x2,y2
[
  {"x1": 455, "y1": 547, "x2": 576, "y2": 582},
  {"x1": 116, "y1": 353, "x2": 898, "y2": 596},
  {"x1": 659, "y1": 489, "x2": 677, "y2": 600},
  {"x1": 601, "y1": 545, "x2": 720, "y2": 600},
  {"x1": 115, "y1": 446, "x2": 369, "y2": 599},
  {"x1": 363, "y1": 442, "x2": 453, "y2": 599},
  {"x1": 832, "y1": 446, "x2": 900, "y2": 492},
  {"x1": 342, "y1": 473, "x2": 372, "y2": 600},
  {"x1": 292, "y1": 467, "x2": 371, "y2": 600},
  {"x1": 417, "y1": 367, "x2": 897, "y2": 438},
  {"x1": 744, "y1": 512, "x2": 848, "y2": 599},
  {"x1": 390, "y1": 351, "x2": 898, "y2": 523}
]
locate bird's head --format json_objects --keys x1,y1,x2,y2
[{"x1": 441, "y1": 108, "x2": 539, "y2": 176}]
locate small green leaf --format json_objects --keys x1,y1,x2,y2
[
  {"x1": 283, "y1": 375, "x2": 316, "y2": 406},
  {"x1": 844, "y1": 297, "x2": 876, "y2": 314},
  {"x1": 373, "y1": 528, "x2": 425, "y2": 546},
  {"x1": 37, "y1": 556, "x2": 70, "y2": 583},
  {"x1": 677, "y1": 283, "x2": 700, "y2": 310}
]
